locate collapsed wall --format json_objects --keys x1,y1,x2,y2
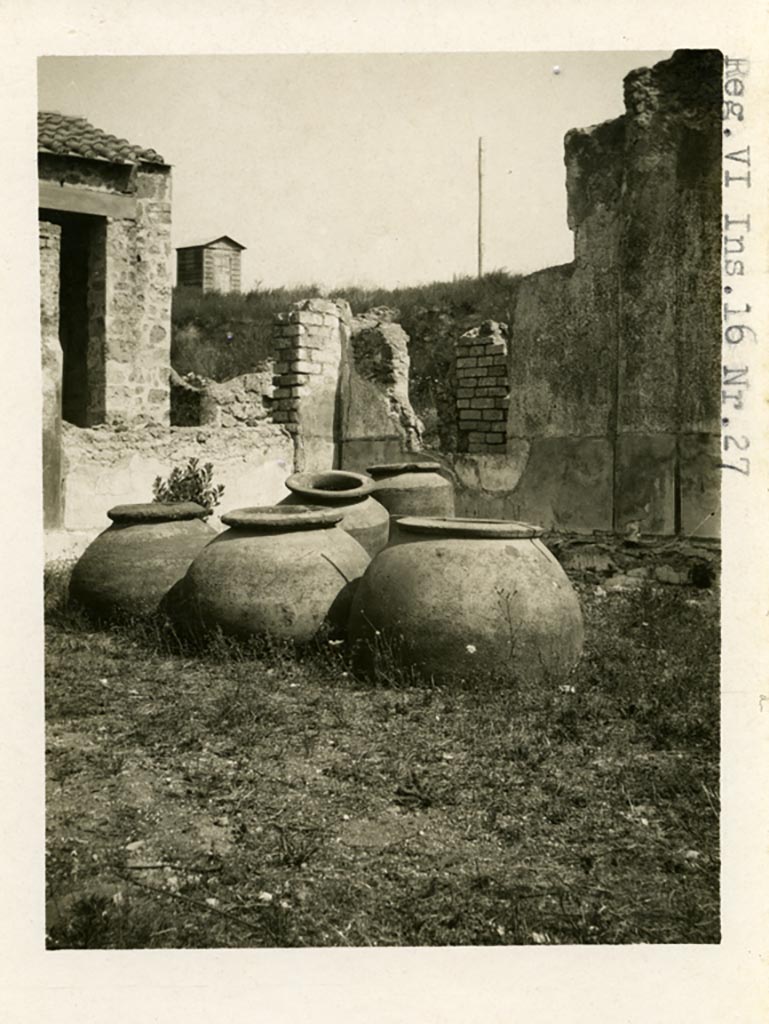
[
  {"x1": 271, "y1": 298, "x2": 423, "y2": 473},
  {"x1": 451, "y1": 49, "x2": 722, "y2": 537},
  {"x1": 338, "y1": 307, "x2": 423, "y2": 469},
  {"x1": 44, "y1": 50, "x2": 721, "y2": 558},
  {"x1": 170, "y1": 367, "x2": 274, "y2": 427},
  {"x1": 42, "y1": 231, "x2": 291, "y2": 560}
]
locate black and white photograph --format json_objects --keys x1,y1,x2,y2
[
  {"x1": 1, "y1": 3, "x2": 768, "y2": 1022},
  {"x1": 40, "y1": 47, "x2": 723, "y2": 949}
]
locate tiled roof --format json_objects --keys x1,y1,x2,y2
[{"x1": 38, "y1": 111, "x2": 166, "y2": 165}]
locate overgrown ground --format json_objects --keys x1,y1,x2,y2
[
  {"x1": 171, "y1": 271, "x2": 522, "y2": 446},
  {"x1": 45, "y1": 565, "x2": 719, "y2": 948},
  {"x1": 171, "y1": 271, "x2": 521, "y2": 380}
]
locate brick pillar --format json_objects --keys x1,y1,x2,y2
[
  {"x1": 40, "y1": 220, "x2": 63, "y2": 529},
  {"x1": 455, "y1": 320, "x2": 509, "y2": 454},
  {"x1": 271, "y1": 298, "x2": 351, "y2": 471}
]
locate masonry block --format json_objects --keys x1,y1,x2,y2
[
  {"x1": 680, "y1": 432, "x2": 720, "y2": 538},
  {"x1": 288, "y1": 310, "x2": 325, "y2": 326},
  {"x1": 614, "y1": 433, "x2": 676, "y2": 535},
  {"x1": 503, "y1": 436, "x2": 614, "y2": 533},
  {"x1": 291, "y1": 360, "x2": 321, "y2": 375},
  {"x1": 476, "y1": 386, "x2": 508, "y2": 397}
]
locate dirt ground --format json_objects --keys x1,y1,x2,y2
[{"x1": 44, "y1": 550, "x2": 720, "y2": 948}]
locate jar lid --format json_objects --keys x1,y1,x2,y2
[
  {"x1": 367, "y1": 462, "x2": 444, "y2": 476},
  {"x1": 220, "y1": 505, "x2": 344, "y2": 530},
  {"x1": 107, "y1": 502, "x2": 210, "y2": 524},
  {"x1": 286, "y1": 470, "x2": 374, "y2": 501},
  {"x1": 397, "y1": 516, "x2": 543, "y2": 539}
]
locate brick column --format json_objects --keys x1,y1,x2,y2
[
  {"x1": 271, "y1": 298, "x2": 351, "y2": 470},
  {"x1": 455, "y1": 320, "x2": 509, "y2": 454},
  {"x1": 40, "y1": 220, "x2": 63, "y2": 528}
]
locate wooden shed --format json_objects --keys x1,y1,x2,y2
[{"x1": 176, "y1": 235, "x2": 246, "y2": 293}]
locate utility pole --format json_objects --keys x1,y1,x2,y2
[{"x1": 477, "y1": 136, "x2": 484, "y2": 279}]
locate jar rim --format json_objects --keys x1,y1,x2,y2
[
  {"x1": 397, "y1": 516, "x2": 543, "y2": 539},
  {"x1": 107, "y1": 502, "x2": 210, "y2": 524},
  {"x1": 286, "y1": 470, "x2": 374, "y2": 501},
  {"x1": 220, "y1": 505, "x2": 344, "y2": 530},
  {"x1": 367, "y1": 462, "x2": 444, "y2": 476}
]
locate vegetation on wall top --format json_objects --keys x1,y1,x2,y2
[{"x1": 171, "y1": 270, "x2": 523, "y2": 447}]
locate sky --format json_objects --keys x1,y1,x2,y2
[{"x1": 38, "y1": 51, "x2": 670, "y2": 290}]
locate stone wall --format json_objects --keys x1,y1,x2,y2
[
  {"x1": 47, "y1": 420, "x2": 294, "y2": 561},
  {"x1": 39, "y1": 154, "x2": 173, "y2": 428},
  {"x1": 338, "y1": 308, "x2": 423, "y2": 470},
  {"x1": 40, "y1": 221, "x2": 63, "y2": 530},
  {"x1": 171, "y1": 367, "x2": 274, "y2": 427},
  {"x1": 42, "y1": 50, "x2": 721, "y2": 557},
  {"x1": 269, "y1": 299, "x2": 425, "y2": 473},
  {"x1": 39, "y1": 155, "x2": 134, "y2": 193},
  {"x1": 101, "y1": 165, "x2": 173, "y2": 425},
  {"x1": 200, "y1": 369, "x2": 273, "y2": 426},
  {"x1": 448, "y1": 49, "x2": 722, "y2": 538},
  {"x1": 39, "y1": 152, "x2": 301, "y2": 562}
]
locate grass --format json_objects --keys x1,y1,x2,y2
[{"x1": 45, "y1": 562, "x2": 719, "y2": 948}]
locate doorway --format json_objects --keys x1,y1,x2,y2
[{"x1": 41, "y1": 209, "x2": 107, "y2": 427}]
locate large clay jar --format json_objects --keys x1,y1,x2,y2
[
  {"x1": 278, "y1": 470, "x2": 389, "y2": 558},
  {"x1": 69, "y1": 502, "x2": 215, "y2": 622},
  {"x1": 177, "y1": 506, "x2": 370, "y2": 643},
  {"x1": 348, "y1": 516, "x2": 584, "y2": 685},
  {"x1": 366, "y1": 462, "x2": 455, "y2": 518}
]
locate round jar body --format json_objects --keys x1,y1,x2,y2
[
  {"x1": 366, "y1": 463, "x2": 455, "y2": 520},
  {"x1": 178, "y1": 506, "x2": 371, "y2": 643},
  {"x1": 69, "y1": 503, "x2": 215, "y2": 622},
  {"x1": 278, "y1": 470, "x2": 389, "y2": 558},
  {"x1": 348, "y1": 517, "x2": 584, "y2": 685}
]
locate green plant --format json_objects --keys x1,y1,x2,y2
[{"x1": 152, "y1": 458, "x2": 225, "y2": 512}]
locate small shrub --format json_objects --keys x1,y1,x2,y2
[{"x1": 152, "y1": 458, "x2": 225, "y2": 512}]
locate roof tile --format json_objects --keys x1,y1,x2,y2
[{"x1": 38, "y1": 111, "x2": 166, "y2": 165}]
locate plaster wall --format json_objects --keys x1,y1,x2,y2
[{"x1": 46, "y1": 421, "x2": 293, "y2": 561}]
